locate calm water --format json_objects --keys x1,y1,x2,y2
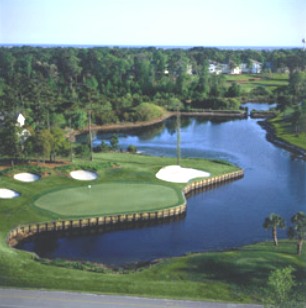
[{"x1": 18, "y1": 104, "x2": 306, "y2": 265}]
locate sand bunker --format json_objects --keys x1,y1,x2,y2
[
  {"x1": 14, "y1": 172, "x2": 40, "y2": 183},
  {"x1": 156, "y1": 165, "x2": 210, "y2": 183},
  {"x1": 70, "y1": 170, "x2": 97, "y2": 181},
  {"x1": 0, "y1": 188, "x2": 20, "y2": 199}
]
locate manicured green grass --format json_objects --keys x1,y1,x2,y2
[{"x1": 35, "y1": 183, "x2": 181, "y2": 217}]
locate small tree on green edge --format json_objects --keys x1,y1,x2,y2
[
  {"x1": 266, "y1": 266, "x2": 296, "y2": 307},
  {"x1": 288, "y1": 211, "x2": 306, "y2": 256},
  {"x1": 263, "y1": 213, "x2": 286, "y2": 246}
]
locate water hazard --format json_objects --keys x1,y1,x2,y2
[{"x1": 18, "y1": 103, "x2": 306, "y2": 265}]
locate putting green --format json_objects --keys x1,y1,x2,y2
[{"x1": 34, "y1": 183, "x2": 181, "y2": 216}]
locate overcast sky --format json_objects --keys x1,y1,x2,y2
[{"x1": 0, "y1": 0, "x2": 305, "y2": 47}]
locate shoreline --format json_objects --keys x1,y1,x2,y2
[
  {"x1": 258, "y1": 120, "x2": 306, "y2": 160},
  {"x1": 76, "y1": 110, "x2": 246, "y2": 134}
]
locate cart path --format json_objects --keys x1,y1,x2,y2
[{"x1": 0, "y1": 288, "x2": 262, "y2": 308}]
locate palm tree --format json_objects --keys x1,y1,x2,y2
[
  {"x1": 263, "y1": 213, "x2": 286, "y2": 246},
  {"x1": 288, "y1": 211, "x2": 306, "y2": 256}
]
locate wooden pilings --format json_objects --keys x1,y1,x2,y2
[
  {"x1": 7, "y1": 169, "x2": 244, "y2": 247},
  {"x1": 183, "y1": 170, "x2": 244, "y2": 195}
]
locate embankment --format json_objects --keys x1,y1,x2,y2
[{"x1": 259, "y1": 120, "x2": 306, "y2": 159}]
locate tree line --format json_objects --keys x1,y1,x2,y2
[{"x1": 0, "y1": 46, "x2": 306, "y2": 129}]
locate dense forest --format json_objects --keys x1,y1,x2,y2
[
  {"x1": 1, "y1": 46, "x2": 306, "y2": 127},
  {"x1": 0, "y1": 46, "x2": 306, "y2": 160}
]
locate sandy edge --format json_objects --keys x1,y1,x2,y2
[
  {"x1": 156, "y1": 165, "x2": 210, "y2": 183},
  {"x1": 14, "y1": 173, "x2": 40, "y2": 183},
  {"x1": 0, "y1": 188, "x2": 20, "y2": 199},
  {"x1": 70, "y1": 170, "x2": 98, "y2": 181}
]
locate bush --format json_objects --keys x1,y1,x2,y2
[
  {"x1": 134, "y1": 103, "x2": 165, "y2": 121},
  {"x1": 265, "y1": 266, "x2": 296, "y2": 307},
  {"x1": 127, "y1": 145, "x2": 137, "y2": 153},
  {"x1": 74, "y1": 144, "x2": 90, "y2": 158}
]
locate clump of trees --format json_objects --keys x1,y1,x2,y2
[{"x1": 263, "y1": 212, "x2": 306, "y2": 256}]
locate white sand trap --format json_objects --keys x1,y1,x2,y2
[
  {"x1": 156, "y1": 165, "x2": 210, "y2": 183},
  {"x1": 70, "y1": 170, "x2": 97, "y2": 181},
  {"x1": 14, "y1": 172, "x2": 40, "y2": 183},
  {"x1": 0, "y1": 188, "x2": 20, "y2": 199}
]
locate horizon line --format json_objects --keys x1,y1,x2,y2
[{"x1": 0, "y1": 43, "x2": 302, "y2": 50}]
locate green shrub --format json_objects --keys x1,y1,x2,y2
[
  {"x1": 127, "y1": 145, "x2": 137, "y2": 153},
  {"x1": 134, "y1": 103, "x2": 165, "y2": 121}
]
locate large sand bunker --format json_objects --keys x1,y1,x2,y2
[
  {"x1": 156, "y1": 165, "x2": 210, "y2": 183},
  {"x1": 14, "y1": 173, "x2": 40, "y2": 183},
  {"x1": 0, "y1": 188, "x2": 20, "y2": 199},
  {"x1": 70, "y1": 170, "x2": 98, "y2": 181}
]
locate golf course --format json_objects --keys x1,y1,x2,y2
[{"x1": 0, "y1": 152, "x2": 305, "y2": 305}]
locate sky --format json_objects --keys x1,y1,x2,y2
[{"x1": 0, "y1": 0, "x2": 306, "y2": 47}]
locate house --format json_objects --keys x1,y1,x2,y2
[
  {"x1": 207, "y1": 60, "x2": 262, "y2": 75},
  {"x1": 0, "y1": 112, "x2": 26, "y2": 127},
  {"x1": 209, "y1": 62, "x2": 223, "y2": 74},
  {"x1": 240, "y1": 60, "x2": 262, "y2": 74},
  {"x1": 220, "y1": 63, "x2": 241, "y2": 75},
  {"x1": 16, "y1": 113, "x2": 26, "y2": 127},
  {"x1": 229, "y1": 66, "x2": 241, "y2": 75},
  {"x1": 0, "y1": 112, "x2": 30, "y2": 142}
]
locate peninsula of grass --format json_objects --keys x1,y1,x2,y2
[
  {"x1": 0, "y1": 153, "x2": 238, "y2": 228},
  {"x1": 1, "y1": 153, "x2": 304, "y2": 305}
]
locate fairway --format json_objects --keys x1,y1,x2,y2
[{"x1": 34, "y1": 183, "x2": 181, "y2": 216}]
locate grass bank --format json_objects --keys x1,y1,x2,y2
[{"x1": 268, "y1": 114, "x2": 306, "y2": 152}]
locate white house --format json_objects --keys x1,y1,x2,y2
[
  {"x1": 207, "y1": 60, "x2": 262, "y2": 75},
  {"x1": 0, "y1": 112, "x2": 30, "y2": 143},
  {"x1": 240, "y1": 60, "x2": 262, "y2": 74},
  {"x1": 0, "y1": 112, "x2": 26, "y2": 127},
  {"x1": 220, "y1": 63, "x2": 241, "y2": 75},
  {"x1": 209, "y1": 62, "x2": 223, "y2": 74},
  {"x1": 16, "y1": 113, "x2": 26, "y2": 127}
]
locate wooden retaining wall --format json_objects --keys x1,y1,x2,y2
[{"x1": 7, "y1": 169, "x2": 244, "y2": 247}]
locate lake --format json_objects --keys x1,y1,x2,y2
[{"x1": 17, "y1": 103, "x2": 306, "y2": 266}]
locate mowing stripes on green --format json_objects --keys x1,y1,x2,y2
[{"x1": 34, "y1": 183, "x2": 180, "y2": 216}]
